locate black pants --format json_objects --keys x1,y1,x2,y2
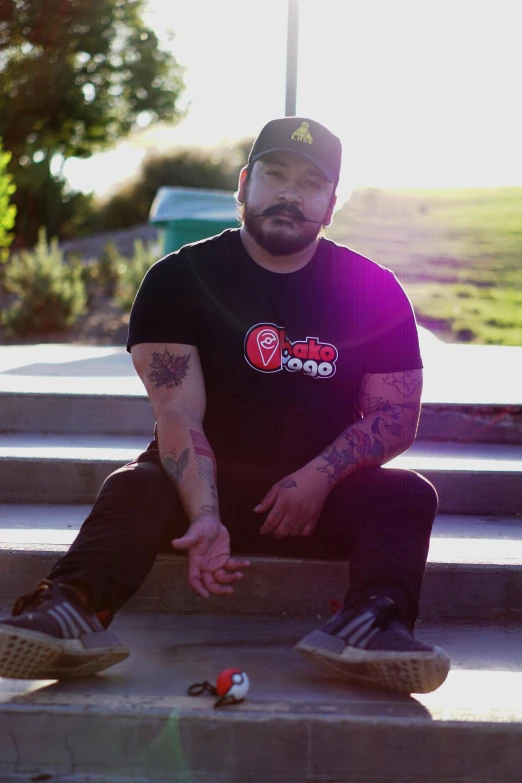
[{"x1": 48, "y1": 441, "x2": 438, "y2": 629}]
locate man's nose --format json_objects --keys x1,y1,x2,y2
[{"x1": 277, "y1": 184, "x2": 302, "y2": 204}]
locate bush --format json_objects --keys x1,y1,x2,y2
[
  {"x1": 97, "y1": 241, "x2": 126, "y2": 297},
  {"x1": 1, "y1": 227, "x2": 87, "y2": 336},
  {"x1": 116, "y1": 239, "x2": 157, "y2": 312},
  {"x1": 98, "y1": 139, "x2": 253, "y2": 231},
  {"x1": 0, "y1": 140, "x2": 16, "y2": 263}
]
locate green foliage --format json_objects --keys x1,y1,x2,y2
[
  {"x1": 0, "y1": 0, "x2": 185, "y2": 243},
  {"x1": 97, "y1": 240, "x2": 125, "y2": 296},
  {"x1": 1, "y1": 227, "x2": 87, "y2": 335},
  {"x1": 98, "y1": 140, "x2": 252, "y2": 231},
  {"x1": 0, "y1": 139, "x2": 16, "y2": 261},
  {"x1": 115, "y1": 238, "x2": 156, "y2": 311},
  {"x1": 327, "y1": 187, "x2": 522, "y2": 345}
]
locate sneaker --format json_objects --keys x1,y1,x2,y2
[
  {"x1": 295, "y1": 595, "x2": 450, "y2": 694},
  {"x1": 0, "y1": 579, "x2": 129, "y2": 679}
]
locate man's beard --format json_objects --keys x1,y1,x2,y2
[{"x1": 241, "y1": 200, "x2": 325, "y2": 256}]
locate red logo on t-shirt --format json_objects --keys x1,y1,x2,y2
[{"x1": 244, "y1": 322, "x2": 338, "y2": 378}]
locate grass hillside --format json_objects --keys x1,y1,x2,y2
[{"x1": 326, "y1": 187, "x2": 522, "y2": 345}]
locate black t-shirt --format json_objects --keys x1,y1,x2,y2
[{"x1": 128, "y1": 229, "x2": 422, "y2": 469}]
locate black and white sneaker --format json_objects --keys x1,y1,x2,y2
[
  {"x1": 295, "y1": 595, "x2": 450, "y2": 694},
  {"x1": 0, "y1": 579, "x2": 129, "y2": 679}
]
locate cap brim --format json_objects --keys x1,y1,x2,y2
[{"x1": 250, "y1": 148, "x2": 336, "y2": 183}]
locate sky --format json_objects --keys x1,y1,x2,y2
[{"x1": 63, "y1": 0, "x2": 522, "y2": 200}]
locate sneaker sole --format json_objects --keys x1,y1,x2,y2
[
  {"x1": 295, "y1": 630, "x2": 450, "y2": 694},
  {"x1": 0, "y1": 624, "x2": 130, "y2": 679}
]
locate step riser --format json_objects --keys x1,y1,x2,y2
[
  {"x1": 0, "y1": 704, "x2": 521, "y2": 782},
  {"x1": 2, "y1": 393, "x2": 522, "y2": 443},
  {"x1": 2, "y1": 550, "x2": 521, "y2": 620},
  {"x1": 0, "y1": 458, "x2": 520, "y2": 514},
  {"x1": 0, "y1": 394, "x2": 155, "y2": 437}
]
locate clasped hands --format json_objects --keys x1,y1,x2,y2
[{"x1": 172, "y1": 468, "x2": 330, "y2": 598}]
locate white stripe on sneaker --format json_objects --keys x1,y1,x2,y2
[
  {"x1": 63, "y1": 601, "x2": 91, "y2": 634},
  {"x1": 346, "y1": 616, "x2": 377, "y2": 647},
  {"x1": 48, "y1": 608, "x2": 70, "y2": 637},
  {"x1": 337, "y1": 610, "x2": 374, "y2": 641},
  {"x1": 55, "y1": 604, "x2": 80, "y2": 637}
]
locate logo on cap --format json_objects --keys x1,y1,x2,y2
[{"x1": 291, "y1": 121, "x2": 313, "y2": 145}]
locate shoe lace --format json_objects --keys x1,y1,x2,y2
[{"x1": 12, "y1": 578, "x2": 55, "y2": 617}]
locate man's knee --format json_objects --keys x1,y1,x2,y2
[
  {"x1": 97, "y1": 459, "x2": 176, "y2": 508},
  {"x1": 376, "y1": 468, "x2": 438, "y2": 516}
]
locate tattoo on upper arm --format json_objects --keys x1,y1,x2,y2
[
  {"x1": 161, "y1": 449, "x2": 189, "y2": 483},
  {"x1": 148, "y1": 349, "x2": 191, "y2": 389},
  {"x1": 383, "y1": 371, "x2": 421, "y2": 398}
]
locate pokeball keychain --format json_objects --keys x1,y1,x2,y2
[{"x1": 188, "y1": 667, "x2": 250, "y2": 708}]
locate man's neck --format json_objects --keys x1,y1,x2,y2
[{"x1": 239, "y1": 226, "x2": 319, "y2": 273}]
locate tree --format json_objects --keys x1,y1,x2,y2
[
  {"x1": 0, "y1": 137, "x2": 16, "y2": 261},
  {"x1": 0, "y1": 0, "x2": 185, "y2": 244}
]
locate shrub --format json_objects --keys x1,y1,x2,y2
[
  {"x1": 116, "y1": 239, "x2": 157, "y2": 312},
  {"x1": 0, "y1": 140, "x2": 16, "y2": 263},
  {"x1": 97, "y1": 241, "x2": 126, "y2": 297},
  {"x1": 1, "y1": 227, "x2": 87, "y2": 336}
]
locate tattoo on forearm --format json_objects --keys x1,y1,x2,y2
[
  {"x1": 190, "y1": 430, "x2": 217, "y2": 482},
  {"x1": 317, "y1": 399, "x2": 418, "y2": 485},
  {"x1": 282, "y1": 479, "x2": 297, "y2": 489},
  {"x1": 161, "y1": 449, "x2": 189, "y2": 483},
  {"x1": 148, "y1": 349, "x2": 191, "y2": 389},
  {"x1": 317, "y1": 427, "x2": 384, "y2": 485},
  {"x1": 383, "y1": 371, "x2": 421, "y2": 398}
]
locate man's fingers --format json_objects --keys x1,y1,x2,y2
[
  {"x1": 272, "y1": 515, "x2": 297, "y2": 539},
  {"x1": 188, "y1": 570, "x2": 209, "y2": 598},
  {"x1": 259, "y1": 505, "x2": 285, "y2": 535},
  {"x1": 214, "y1": 568, "x2": 243, "y2": 584},
  {"x1": 225, "y1": 558, "x2": 251, "y2": 570},
  {"x1": 202, "y1": 570, "x2": 233, "y2": 595},
  {"x1": 254, "y1": 487, "x2": 277, "y2": 513}
]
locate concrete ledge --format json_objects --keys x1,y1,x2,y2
[
  {"x1": 1, "y1": 437, "x2": 522, "y2": 513},
  {"x1": 2, "y1": 546, "x2": 522, "y2": 620},
  {"x1": 2, "y1": 389, "x2": 522, "y2": 444},
  {"x1": 1, "y1": 613, "x2": 522, "y2": 782}
]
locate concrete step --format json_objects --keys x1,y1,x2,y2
[
  {"x1": 0, "y1": 434, "x2": 521, "y2": 513},
  {"x1": 1, "y1": 507, "x2": 521, "y2": 621},
  {"x1": 1, "y1": 340, "x2": 522, "y2": 444},
  {"x1": 0, "y1": 612, "x2": 521, "y2": 782},
  {"x1": 2, "y1": 386, "x2": 522, "y2": 444}
]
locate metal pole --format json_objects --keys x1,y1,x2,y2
[{"x1": 285, "y1": 0, "x2": 299, "y2": 116}]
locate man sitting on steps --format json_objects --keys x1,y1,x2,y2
[{"x1": 0, "y1": 117, "x2": 450, "y2": 694}]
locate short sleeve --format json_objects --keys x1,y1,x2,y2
[
  {"x1": 361, "y1": 270, "x2": 423, "y2": 373},
  {"x1": 126, "y1": 252, "x2": 199, "y2": 351}
]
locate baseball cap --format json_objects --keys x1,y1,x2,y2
[{"x1": 248, "y1": 117, "x2": 342, "y2": 183}]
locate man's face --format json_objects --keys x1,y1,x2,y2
[{"x1": 239, "y1": 151, "x2": 336, "y2": 256}]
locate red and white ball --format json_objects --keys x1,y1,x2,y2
[{"x1": 215, "y1": 668, "x2": 250, "y2": 702}]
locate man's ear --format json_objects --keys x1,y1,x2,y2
[
  {"x1": 237, "y1": 167, "x2": 249, "y2": 203},
  {"x1": 323, "y1": 193, "x2": 337, "y2": 226}
]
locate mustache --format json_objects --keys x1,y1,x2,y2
[{"x1": 261, "y1": 203, "x2": 306, "y2": 221}]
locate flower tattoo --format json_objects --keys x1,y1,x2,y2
[{"x1": 148, "y1": 350, "x2": 191, "y2": 389}]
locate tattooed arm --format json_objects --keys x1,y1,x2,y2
[
  {"x1": 254, "y1": 370, "x2": 422, "y2": 538},
  {"x1": 130, "y1": 342, "x2": 219, "y2": 522},
  {"x1": 311, "y1": 369, "x2": 422, "y2": 486}
]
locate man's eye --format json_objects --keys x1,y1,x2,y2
[
  {"x1": 267, "y1": 170, "x2": 283, "y2": 177},
  {"x1": 306, "y1": 180, "x2": 322, "y2": 189}
]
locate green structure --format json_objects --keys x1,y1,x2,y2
[{"x1": 149, "y1": 186, "x2": 239, "y2": 255}]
